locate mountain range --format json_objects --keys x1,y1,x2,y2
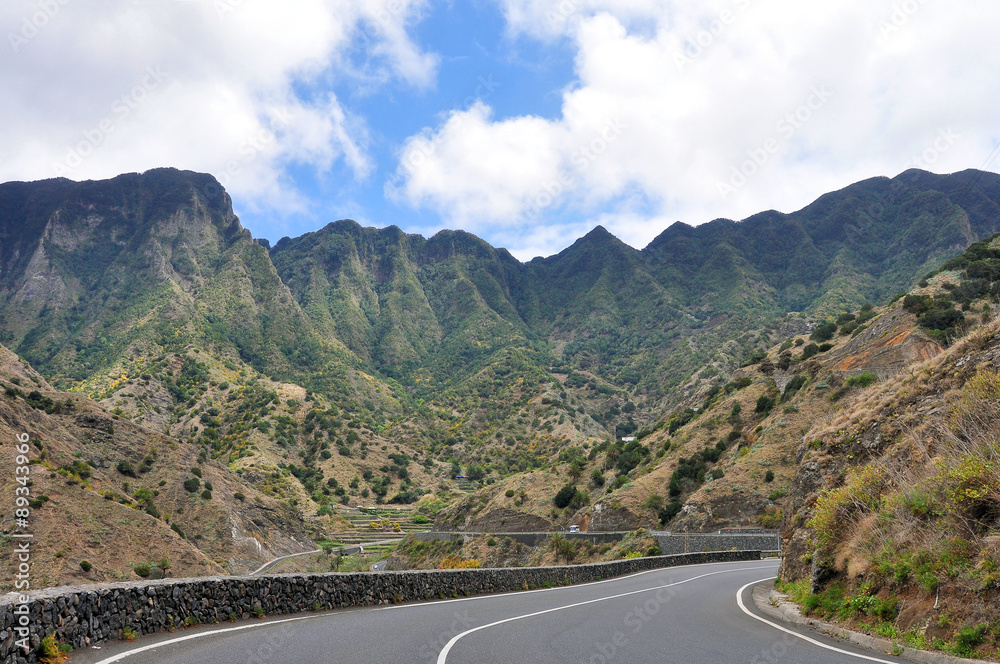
[{"x1": 2, "y1": 166, "x2": 1000, "y2": 591}]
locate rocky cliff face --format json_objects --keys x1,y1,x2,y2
[{"x1": 773, "y1": 240, "x2": 1000, "y2": 653}]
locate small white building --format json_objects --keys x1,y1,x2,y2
[{"x1": 621, "y1": 436, "x2": 637, "y2": 442}]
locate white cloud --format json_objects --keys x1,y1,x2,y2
[
  {"x1": 387, "y1": 102, "x2": 569, "y2": 224},
  {"x1": 392, "y1": 0, "x2": 1000, "y2": 258},
  {"x1": 0, "y1": 0, "x2": 436, "y2": 214}
]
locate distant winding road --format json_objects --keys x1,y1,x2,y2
[{"x1": 74, "y1": 559, "x2": 923, "y2": 664}]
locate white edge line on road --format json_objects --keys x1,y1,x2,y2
[
  {"x1": 91, "y1": 559, "x2": 779, "y2": 664},
  {"x1": 436, "y1": 564, "x2": 774, "y2": 664},
  {"x1": 90, "y1": 614, "x2": 320, "y2": 664},
  {"x1": 736, "y1": 577, "x2": 901, "y2": 664}
]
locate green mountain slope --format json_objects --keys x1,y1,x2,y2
[
  {"x1": 2, "y1": 167, "x2": 1000, "y2": 584},
  {"x1": 270, "y1": 221, "x2": 537, "y2": 389},
  {"x1": 0, "y1": 169, "x2": 370, "y2": 402}
]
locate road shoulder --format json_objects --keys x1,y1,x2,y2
[{"x1": 753, "y1": 584, "x2": 998, "y2": 664}]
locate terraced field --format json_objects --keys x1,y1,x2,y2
[{"x1": 328, "y1": 507, "x2": 431, "y2": 545}]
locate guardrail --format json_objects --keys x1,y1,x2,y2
[{"x1": 0, "y1": 550, "x2": 762, "y2": 663}]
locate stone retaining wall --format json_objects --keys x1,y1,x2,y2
[
  {"x1": 411, "y1": 531, "x2": 631, "y2": 547},
  {"x1": 718, "y1": 528, "x2": 776, "y2": 535},
  {"x1": 654, "y1": 532, "x2": 780, "y2": 555},
  {"x1": 0, "y1": 550, "x2": 760, "y2": 663}
]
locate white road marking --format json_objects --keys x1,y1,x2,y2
[
  {"x1": 436, "y1": 564, "x2": 774, "y2": 663},
  {"x1": 736, "y1": 577, "x2": 901, "y2": 664},
  {"x1": 89, "y1": 614, "x2": 321, "y2": 664},
  {"x1": 90, "y1": 559, "x2": 777, "y2": 664}
]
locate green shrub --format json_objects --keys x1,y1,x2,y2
[
  {"x1": 759, "y1": 507, "x2": 782, "y2": 528},
  {"x1": 505, "y1": 489, "x2": 515, "y2": 497},
  {"x1": 79, "y1": 560, "x2": 92, "y2": 572},
  {"x1": 953, "y1": 624, "x2": 989, "y2": 656},
  {"x1": 755, "y1": 395, "x2": 775, "y2": 415},
  {"x1": 803, "y1": 594, "x2": 820, "y2": 613},
  {"x1": 183, "y1": 477, "x2": 200, "y2": 492},
  {"x1": 700, "y1": 446, "x2": 722, "y2": 463},
  {"x1": 764, "y1": 470, "x2": 775, "y2": 483},
  {"x1": 845, "y1": 372, "x2": 878, "y2": 388},
  {"x1": 553, "y1": 484, "x2": 578, "y2": 509},
  {"x1": 782, "y1": 375, "x2": 808, "y2": 402},
  {"x1": 133, "y1": 562, "x2": 152, "y2": 578},
  {"x1": 811, "y1": 321, "x2": 838, "y2": 342},
  {"x1": 38, "y1": 634, "x2": 70, "y2": 663},
  {"x1": 549, "y1": 534, "x2": 576, "y2": 562},
  {"x1": 902, "y1": 490, "x2": 938, "y2": 519},
  {"x1": 800, "y1": 343, "x2": 820, "y2": 359},
  {"x1": 658, "y1": 500, "x2": 683, "y2": 525}
]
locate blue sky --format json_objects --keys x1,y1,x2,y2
[
  {"x1": 278, "y1": 1, "x2": 577, "y2": 245},
  {"x1": 3, "y1": 1, "x2": 999, "y2": 260}
]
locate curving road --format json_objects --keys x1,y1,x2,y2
[{"x1": 74, "y1": 559, "x2": 922, "y2": 664}]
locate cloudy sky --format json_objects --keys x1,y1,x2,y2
[{"x1": 3, "y1": 1, "x2": 999, "y2": 259}]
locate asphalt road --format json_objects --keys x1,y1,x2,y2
[{"x1": 74, "y1": 559, "x2": 922, "y2": 664}]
